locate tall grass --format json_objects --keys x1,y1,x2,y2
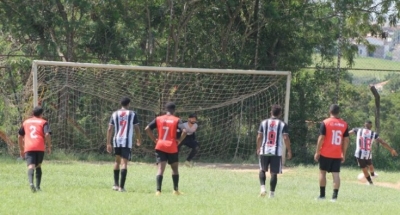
[{"x1": 1, "y1": 155, "x2": 399, "y2": 215}]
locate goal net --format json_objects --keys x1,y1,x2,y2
[{"x1": 25, "y1": 61, "x2": 291, "y2": 161}]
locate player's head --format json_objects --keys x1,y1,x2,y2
[
  {"x1": 33, "y1": 106, "x2": 44, "y2": 117},
  {"x1": 188, "y1": 113, "x2": 197, "y2": 124},
  {"x1": 165, "y1": 102, "x2": 176, "y2": 114},
  {"x1": 364, "y1": 120, "x2": 373, "y2": 129},
  {"x1": 120, "y1": 97, "x2": 131, "y2": 107},
  {"x1": 329, "y1": 104, "x2": 340, "y2": 116},
  {"x1": 271, "y1": 104, "x2": 282, "y2": 117}
]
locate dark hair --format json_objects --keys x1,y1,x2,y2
[
  {"x1": 33, "y1": 106, "x2": 44, "y2": 117},
  {"x1": 329, "y1": 104, "x2": 340, "y2": 115},
  {"x1": 271, "y1": 104, "x2": 282, "y2": 117},
  {"x1": 188, "y1": 113, "x2": 197, "y2": 119},
  {"x1": 365, "y1": 120, "x2": 372, "y2": 124},
  {"x1": 120, "y1": 97, "x2": 131, "y2": 107},
  {"x1": 165, "y1": 102, "x2": 176, "y2": 112}
]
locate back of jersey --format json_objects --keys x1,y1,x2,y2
[
  {"x1": 155, "y1": 115, "x2": 180, "y2": 153},
  {"x1": 23, "y1": 117, "x2": 47, "y2": 152},
  {"x1": 258, "y1": 118, "x2": 288, "y2": 156},
  {"x1": 320, "y1": 117, "x2": 348, "y2": 158},
  {"x1": 110, "y1": 109, "x2": 137, "y2": 148},
  {"x1": 354, "y1": 128, "x2": 377, "y2": 159}
]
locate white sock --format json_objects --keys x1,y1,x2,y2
[{"x1": 261, "y1": 185, "x2": 266, "y2": 192}]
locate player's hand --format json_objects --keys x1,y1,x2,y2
[
  {"x1": 136, "y1": 139, "x2": 141, "y2": 146},
  {"x1": 314, "y1": 153, "x2": 320, "y2": 162},
  {"x1": 391, "y1": 149, "x2": 398, "y2": 156},
  {"x1": 256, "y1": 148, "x2": 260, "y2": 155},
  {"x1": 46, "y1": 147, "x2": 52, "y2": 155},
  {"x1": 106, "y1": 144, "x2": 112, "y2": 153},
  {"x1": 341, "y1": 156, "x2": 345, "y2": 163},
  {"x1": 153, "y1": 139, "x2": 158, "y2": 144},
  {"x1": 20, "y1": 150, "x2": 25, "y2": 159},
  {"x1": 287, "y1": 150, "x2": 292, "y2": 160}
]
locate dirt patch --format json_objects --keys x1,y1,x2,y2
[
  {"x1": 193, "y1": 162, "x2": 291, "y2": 173},
  {"x1": 374, "y1": 181, "x2": 400, "y2": 190}
]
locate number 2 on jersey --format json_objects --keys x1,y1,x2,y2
[
  {"x1": 162, "y1": 126, "x2": 169, "y2": 140},
  {"x1": 29, "y1": 125, "x2": 38, "y2": 139},
  {"x1": 331, "y1": 130, "x2": 342, "y2": 145}
]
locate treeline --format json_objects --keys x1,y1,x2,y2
[{"x1": 0, "y1": 1, "x2": 400, "y2": 169}]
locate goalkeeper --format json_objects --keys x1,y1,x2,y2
[{"x1": 177, "y1": 113, "x2": 199, "y2": 167}]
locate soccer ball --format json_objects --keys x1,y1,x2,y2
[{"x1": 357, "y1": 173, "x2": 366, "y2": 182}]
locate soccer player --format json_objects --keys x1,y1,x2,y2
[
  {"x1": 106, "y1": 97, "x2": 142, "y2": 192},
  {"x1": 256, "y1": 104, "x2": 292, "y2": 198},
  {"x1": 177, "y1": 113, "x2": 199, "y2": 167},
  {"x1": 349, "y1": 120, "x2": 398, "y2": 184},
  {"x1": 314, "y1": 104, "x2": 349, "y2": 202},
  {"x1": 18, "y1": 106, "x2": 52, "y2": 192},
  {"x1": 145, "y1": 102, "x2": 187, "y2": 196}
]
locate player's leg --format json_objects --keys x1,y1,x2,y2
[
  {"x1": 317, "y1": 155, "x2": 329, "y2": 199},
  {"x1": 268, "y1": 156, "x2": 282, "y2": 198},
  {"x1": 258, "y1": 156, "x2": 268, "y2": 196},
  {"x1": 35, "y1": 151, "x2": 45, "y2": 191},
  {"x1": 330, "y1": 158, "x2": 342, "y2": 201},
  {"x1": 368, "y1": 160, "x2": 377, "y2": 178},
  {"x1": 112, "y1": 148, "x2": 122, "y2": 190},
  {"x1": 169, "y1": 153, "x2": 181, "y2": 195},
  {"x1": 118, "y1": 148, "x2": 131, "y2": 192},
  {"x1": 155, "y1": 150, "x2": 168, "y2": 195},
  {"x1": 186, "y1": 141, "x2": 199, "y2": 164},
  {"x1": 25, "y1": 151, "x2": 37, "y2": 193}
]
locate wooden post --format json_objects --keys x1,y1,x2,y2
[{"x1": 369, "y1": 85, "x2": 380, "y2": 148}]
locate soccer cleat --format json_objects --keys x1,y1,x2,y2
[
  {"x1": 330, "y1": 198, "x2": 337, "y2": 202},
  {"x1": 184, "y1": 161, "x2": 193, "y2": 167},
  {"x1": 371, "y1": 174, "x2": 378, "y2": 179},
  {"x1": 118, "y1": 187, "x2": 126, "y2": 192},
  {"x1": 315, "y1": 196, "x2": 325, "y2": 200},
  {"x1": 259, "y1": 191, "x2": 266, "y2": 197},
  {"x1": 173, "y1": 190, "x2": 183, "y2": 195},
  {"x1": 36, "y1": 187, "x2": 41, "y2": 192},
  {"x1": 155, "y1": 191, "x2": 161, "y2": 196},
  {"x1": 112, "y1": 185, "x2": 119, "y2": 191},
  {"x1": 269, "y1": 192, "x2": 275, "y2": 198},
  {"x1": 30, "y1": 184, "x2": 36, "y2": 193}
]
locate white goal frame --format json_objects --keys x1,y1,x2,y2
[{"x1": 31, "y1": 60, "x2": 292, "y2": 162}]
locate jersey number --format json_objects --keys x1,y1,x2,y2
[
  {"x1": 267, "y1": 130, "x2": 276, "y2": 147},
  {"x1": 331, "y1": 130, "x2": 342, "y2": 145},
  {"x1": 29, "y1": 126, "x2": 38, "y2": 139},
  {"x1": 359, "y1": 138, "x2": 371, "y2": 150},
  {"x1": 119, "y1": 121, "x2": 127, "y2": 136},
  {"x1": 162, "y1": 126, "x2": 169, "y2": 140}
]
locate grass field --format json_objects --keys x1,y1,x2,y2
[{"x1": 1, "y1": 156, "x2": 399, "y2": 215}]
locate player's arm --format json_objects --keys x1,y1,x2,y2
[
  {"x1": 282, "y1": 123, "x2": 292, "y2": 159},
  {"x1": 44, "y1": 123, "x2": 52, "y2": 155},
  {"x1": 145, "y1": 119, "x2": 157, "y2": 144},
  {"x1": 314, "y1": 122, "x2": 325, "y2": 162},
  {"x1": 341, "y1": 127, "x2": 350, "y2": 163},
  {"x1": 18, "y1": 126, "x2": 25, "y2": 158},
  {"x1": 348, "y1": 128, "x2": 357, "y2": 135},
  {"x1": 177, "y1": 119, "x2": 187, "y2": 145},
  {"x1": 133, "y1": 114, "x2": 142, "y2": 146},
  {"x1": 106, "y1": 124, "x2": 113, "y2": 153},
  {"x1": 376, "y1": 138, "x2": 398, "y2": 156},
  {"x1": 256, "y1": 123, "x2": 263, "y2": 155}
]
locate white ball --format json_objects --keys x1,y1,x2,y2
[{"x1": 357, "y1": 173, "x2": 366, "y2": 182}]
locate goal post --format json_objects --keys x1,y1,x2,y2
[{"x1": 30, "y1": 60, "x2": 291, "y2": 162}]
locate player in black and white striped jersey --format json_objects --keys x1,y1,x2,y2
[
  {"x1": 106, "y1": 97, "x2": 142, "y2": 192},
  {"x1": 177, "y1": 113, "x2": 199, "y2": 167},
  {"x1": 256, "y1": 104, "x2": 292, "y2": 198},
  {"x1": 349, "y1": 120, "x2": 397, "y2": 185}
]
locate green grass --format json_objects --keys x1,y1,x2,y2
[{"x1": 1, "y1": 156, "x2": 400, "y2": 215}]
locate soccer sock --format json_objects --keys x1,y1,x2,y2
[
  {"x1": 35, "y1": 167, "x2": 42, "y2": 188},
  {"x1": 370, "y1": 172, "x2": 375, "y2": 176},
  {"x1": 259, "y1": 170, "x2": 266, "y2": 186},
  {"x1": 270, "y1": 174, "x2": 278, "y2": 192},
  {"x1": 187, "y1": 147, "x2": 198, "y2": 161},
  {"x1": 156, "y1": 175, "x2": 163, "y2": 192},
  {"x1": 172, "y1": 174, "x2": 179, "y2": 191},
  {"x1": 332, "y1": 189, "x2": 339, "y2": 199},
  {"x1": 366, "y1": 176, "x2": 373, "y2": 184},
  {"x1": 113, "y1": 169, "x2": 120, "y2": 186},
  {"x1": 120, "y1": 169, "x2": 127, "y2": 189},
  {"x1": 28, "y1": 168, "x2": 34, "y2": 185},
  {"x1": 320, "y1": 186, "x2": 325, "y2": 197}
]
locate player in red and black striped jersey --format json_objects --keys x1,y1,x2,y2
[
  {"x1": 256, "y1": 104, "x2": 292, "y2": 198},
  {"x1": 349, "y1": 120, "x2": 397, "y2": 184}
]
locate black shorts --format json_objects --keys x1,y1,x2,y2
[
  {"x1": 356, "y1": 158, "x2": 372, "y2": 168},
  {"x1": 178, "y1": 140, "x2": 199, "y2": 150},
  {"x1": 25, "y1": 151, "x2": 44, "y2": 166},
  {"x1": 259, "y1": 155, "x2": 282, "y2": 174},
  {"x1": 319, "y1": 155, "x2": 341, "y2": 173},
  {"x1": 113, "y1": 147, "x2": 132, "y2": 161},
  {"x1": 155, "y1": 150, "x2": 179, "y2": 165}
]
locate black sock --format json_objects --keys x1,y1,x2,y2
[
  {"x1": 156, "y1": 175, "x2": 163, "y2": 192},
  {"x1": 113, "y1": 169, "x2": 120, "y2": 186},
  {"x1": 172, "y1": 174, "x2": 179, "y2": 191},
  {"x1": 120, "y1": 169, "x2": 127, "y2": 189},
  {"x1": 35, "y1": 168, "x2": 42, "y2": 188},
  {"x1": 28, "y1": 168, "x2": 34, "y2": 185},
  {"x1": 370, "y1": 172, "x2": 375, "y2": 176},
  {"x1": 187, "y1": 147, "x2": 198, "y2": 161},
  {"x1": 320, "y1": 186, "x2": 325, "y2": 197},
  {"x1": 333, "y1": 189, "x2": 339, "y2": 199},
  {"x1": 270, "y1": 174, "x2": 278, "y2": 192},
  {"x1": 366, "y1": 176, "x2": 373, "y2": 184},
  {"x1": 259, "y1": 170, "x2": 266, "y2": 185}
]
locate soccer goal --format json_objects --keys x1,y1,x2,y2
[{"x1": 29, "y1": 60, "x2": 291, "y2": 162}]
